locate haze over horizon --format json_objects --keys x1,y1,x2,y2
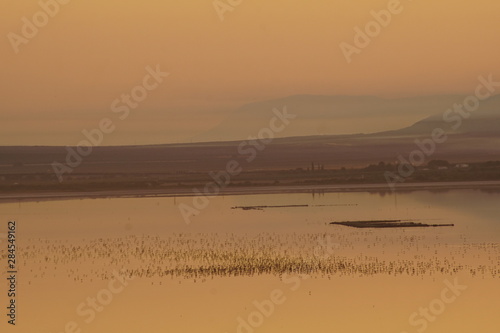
[{"x1": 2, "y1": 0, "x2": 499, "y2": 145}]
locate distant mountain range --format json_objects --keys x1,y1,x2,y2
[
  {"x1": 191, "y1": 94, "x2": 500, "y2": 142},
  {"x1": 381, "y1": 95, "x2": 500, "y2": 137},
  {"x1": 1, "y1": 95, "x2": 498, "y2": 176}
]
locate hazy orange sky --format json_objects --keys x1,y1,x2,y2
[{"x1": 1, "y1": 0, "x2": 499, "y2": 145}]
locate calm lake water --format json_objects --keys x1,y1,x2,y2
[{"x1": 1, "y1": 188, "x2": 499, "y2": 332}]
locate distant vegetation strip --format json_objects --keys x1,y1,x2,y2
[
  {"x1": 1, "y1": 160, "x2": 500, "y2": 195},
  {"x1": 232, "y1": 204, "x2": 358, "y2": 210},
  {"x1": 330, "y1": 220, "x2": 455, "y2": 228}
]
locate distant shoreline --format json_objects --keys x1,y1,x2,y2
[{"x1": 1, "y1": 180, "x2": 499, "y2": 203}]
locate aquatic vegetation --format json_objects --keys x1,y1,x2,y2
[{"x1": 15, "y1": 232, "x2": 499, "y2": 283}]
